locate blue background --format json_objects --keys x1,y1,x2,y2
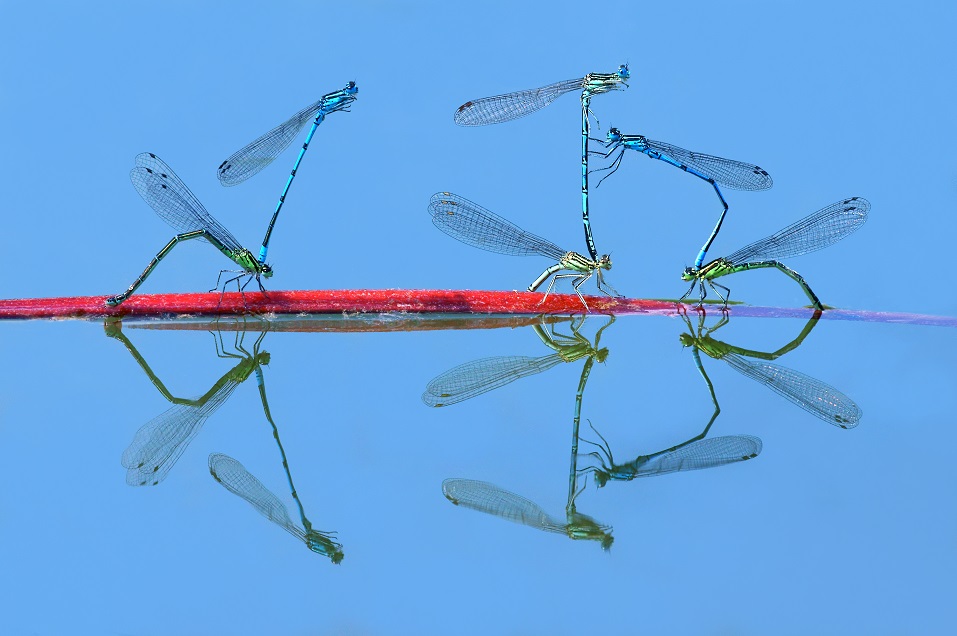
[{"x1": 1, "y1": 1, "x2": 956, "y2": 634}]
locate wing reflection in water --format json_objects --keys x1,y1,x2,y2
[
  {"x1": 681, "y1": 310, "x2": 862, "y2": 428},
  {"x1": 106, "y1": 322, "x2": 270, "y2": 486},
  {"x1": 442, "y1": 478, "x2": 613, "y2": 550},
  {"x1": 423, "y1": 315, "x2": 614, "y2": 407}
]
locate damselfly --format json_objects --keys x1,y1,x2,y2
[
  {"x1": 105, "y1": 153, "x2": 272, "y2": 307},
  {"x1": 429, "y1": 192, "x2": 618, "y2": 310},
  {"x1": 591, "y1": 127, "x2": 773, "y2": 267},
  {"x1": 583, "y1": 422, "x2": 762, "y2": 487},
  {"x1": 217, "y1": 82, "x2": 358, "y2": 264},
  {"x1": 453, "y1": 65, "x2": 629, "y2": 126},
  {"x1": 210, "y1": 454, "x2": 343, "y2": 563},
  {"x1": 680, "y1": 197, "x2": 869, "y2": 309},
  {"x1": 442, "y1": 478, "x2": 613, "y2": 550},
  {"x1": 680, "y1": 312, "x2": 862, "y2": 428}
]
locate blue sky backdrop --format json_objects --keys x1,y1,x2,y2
[{"x1": 1, "y1": 2, "x2": 956, "y2": 635}]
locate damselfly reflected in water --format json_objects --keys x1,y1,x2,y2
[
  {"x1": 423, "y1": 315, "x2": 614, "y2": 407},
  {"x1": 106, "y1": 321, "x2": 341, "y2": 560},
  {"x1": 106, "y1": 322, "x2": 271, "y2": 486},
  {"x1": 442, "y1": 314, "x2": 614, "y2": 549},
  {"x1": 209, "y1": 453, "x2": 342, "y2": 563},
  {"x1": 681, "y1": 311, "x2": 862, "y2": 428}
]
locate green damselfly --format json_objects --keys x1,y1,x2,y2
[
  {"x1": 106, "y1": 153, "x2": 273, "y2": 306},
  {"x1": 680, "y1": 197, "x2": 869, "y2": 309}
]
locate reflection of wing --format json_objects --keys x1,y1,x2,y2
[
  {"x1": 208, "y1": 453, "x2": 303, "y2": 540},
  {"x1": 724, "y1": 354, "x2": 862, "y2": 427},
  {"x1": 423, "y1": 354, "x2": 562, "y2": 407},
  {"x1": 442, "y1": 479, "x2": 566, "y2": 534},
  {"x1": 121, "y1": 378, "x2": 239, "y2": 486},
  {"x1": 633, "y1": 435, "x2": 762, "y2": 478}
]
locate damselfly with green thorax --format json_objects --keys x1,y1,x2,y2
[
  {"x1": 429, "y1": 192, "x2": 618, "y2": 310},
  {"x1": 217, "y1": 82, "x2": 358, "y2": 264},
  {"x1": 681, "y1": 311, "x2": 862, "y2": 428},
  {"x1": 590, "y1": 127, "x2": 773, "y2": 267},
  {"x1": 453, "y1": 65, "x2": 629, "y2": 126},
  {"x1": 422, "y1": 315, "x2": 614, "y2": 407},
  {"x1": 680, "y1": 197, "x2": 870, "y2": 309},
  {"x1": 105, "y1": 153, "x2": 273, "y2": 307},
  {"x1": 108, "y1": 325, "x2": 272, "y2": 486},
  {"x1": 442, "y1": 478, "x2": 613, "y2": 550},
  {"x1": 209, "y1": 454, "x2": 343, "y2": 563}
]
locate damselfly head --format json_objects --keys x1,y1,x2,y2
[
  {"x1": 345, "y1": 81, "x2": 358, "y2": 94},
  {"x1": 680, "y1": 266, "x2": 696, "y2": 281},
  {"x1": 260, "y1": 263, "x2": 274, "y2": 278},
  {"x1": 606, "y1": 128, "x2": 622, "y2": 143},
  {"x1": 598, "y1": 254, "x2": 612, "y2": 270},
  {"x1": 678, "y1": 333, "x2": 695, "y2": 348},
  {"x1": 617, "y1": 64, "x2": 630, "y2": 81}
]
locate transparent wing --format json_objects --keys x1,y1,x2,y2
[
  {"x1": 422, "y1": 354, "x2": 563, "y2": 407},
  {"x1": 208, "y1": 453, "x2": 303, "y2": 540},
  {"x1": 429, "y1": 192, "x2": 567, "y2": 260},
  {"x1": 131, "y1": 153, "x2": 244, "y2": 253},
  {"x1": 633, "y1": 435, "x2": 763, "y2": 478},
  {"x1": 726, "y1": 197, "x2": 869, "y2": 265},
  {"x1": 644, "y1": 138, "x2": 773, "y2": 190},
  {"x1": 725, "y1": 354, "x2": 862, "y2": 427},
  {"x1": 453, "y1": 77, "x2": 583, "y2": 126},
  {"x1": 216, "y1": 98, "x2": 321, "y2": 186},
  {"x1": 121, "y1": 378, "x2": 238, "y2": 486},
  {"x1": 442, "y1": 478, "x2": 566, "y2": 534}
]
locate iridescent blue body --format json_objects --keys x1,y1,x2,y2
[
  {"x1": 592, "y1": 127, "x2": 772, "y2": 267},
  {"x1": 216, "y1": 82, "x2": 358, "y2": 264}
]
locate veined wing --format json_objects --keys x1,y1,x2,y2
[
  {"x1": 131, "y1": 153, "x2": 244, "y2": 253},
  {"x1": 453, "y1": 77, "x2": 583, "y2": 126},
  {"x1": 724, "y1": 353, "x2": 862, "y2": 427},
  {"x1": 644, "y1": 137, "x2": 773, "y2": 190},
  {"x1": 725, "y1": 197, "x2": 869, "y2": 264},
  {"x1": 429, "y1": 192, "x2": 567, "y2": 260},
  {"x1": 422, "y1": 354, "x2": 563, "y2": 407}
]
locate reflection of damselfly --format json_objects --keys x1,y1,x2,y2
[
  {"x1": 109, "y1": 322, "x2": 342, "y2": 560},
  {"x1": 583, "y1": 422, "x2": 762, "y2": 487},
  {"x1": 680, "y1": 197, "x2": 869, "y2": 309},
  {"x1": 453, "y1": 64, "x2": 629, "y2": 126},
  {"x1": 210, "y1": 454, "x2": 343, "y2": 563},
  {"x1": 442, "y1": 478, "x2": 613, "y2": 550},
  {"x1": 681, "y1": 312, "x2": 862, "y2": 428},
  {"x1": 422, "y1": 315, "x2": 613, "y2": 407},
  {"x1": 429, "y1": 192, "x2": 617, "y2": 309},
  {"x1": 108, "y1": 324, "x2": 271, "y2": 486}
]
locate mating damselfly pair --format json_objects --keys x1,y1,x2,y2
[
  {"x1": 105, "y1": 82, "x2": 357, "y2": 306},
  {"x1": 444, "y1": 63, "x2": 869, "y2": 309}
]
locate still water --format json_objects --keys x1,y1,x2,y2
[{"x1": 0, "y1": 309, "x2": 954, "y2": 635}]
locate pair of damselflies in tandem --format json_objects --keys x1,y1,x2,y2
[
  {"x1": 106, "y1": 82, "x2": 357, "y2": 306},
  {"x1": 428, "y1": 191, "x2": 868, "y2": 310}
]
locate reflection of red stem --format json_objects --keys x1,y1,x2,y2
[{"x1": 0, "y1": 289, "x2": 955, "y2": 327}]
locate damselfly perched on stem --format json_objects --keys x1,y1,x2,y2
[
  {"x1": 429, "y1": 192, "x2": 618, "y2": 310},
  {"x1": 105, "y1": 153, "x2": 273, "y2": 307},
  {"x1": 217, "y1": 82, "x2": 358, "y2": 264},
  {"x1": 591, "y1": 127, "x2": 772, "y2": 267},
  {"x1": 680, "y1": 197, "x2": 869, "y2": 309}
]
